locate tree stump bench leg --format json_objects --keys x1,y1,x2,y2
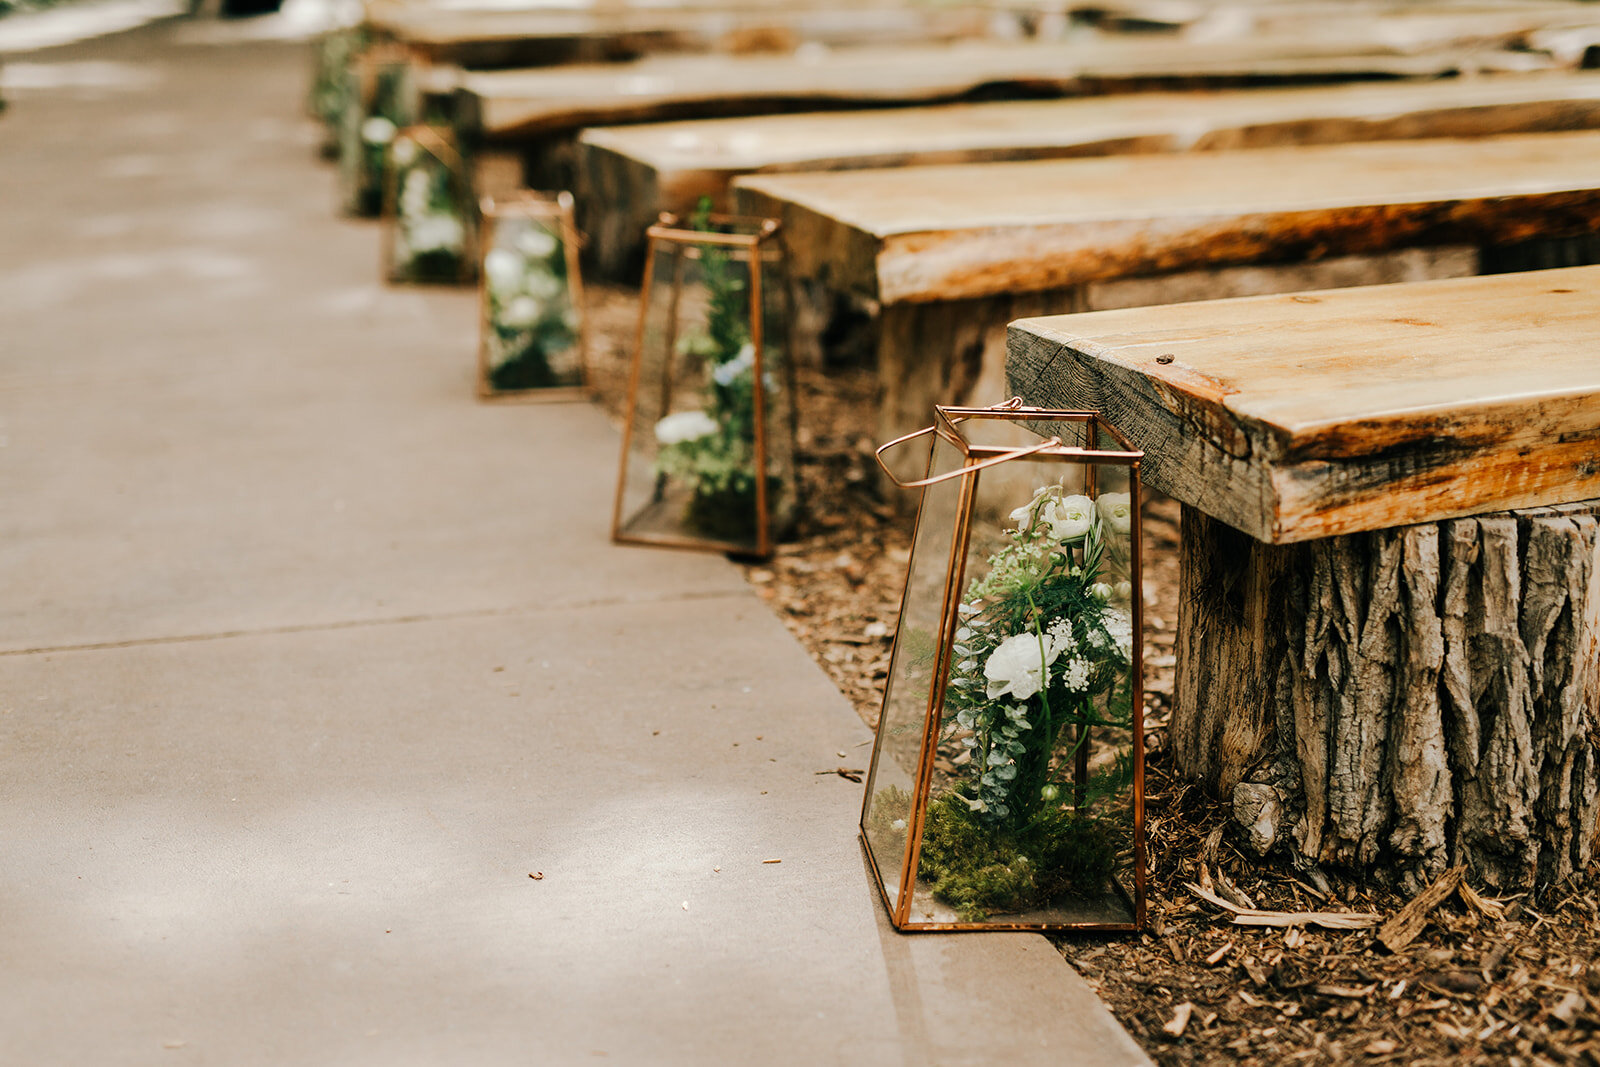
[{"x1": 1175, "y1": 501, "x2": 1600, "y2": 894}]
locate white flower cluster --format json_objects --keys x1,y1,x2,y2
[
  {"x1": 395, "y1": 161, "x2": 464, "y2": 258},
  {"x1": 654, "y1": 410, "x2": 717, "y2": 446},
  {"x1": 361, "y1": 116, "x2": 395, "y2": 146},
  {"x1": 485, "y1": 223, "x2": 571, "y2": 331}
]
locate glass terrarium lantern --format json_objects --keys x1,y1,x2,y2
[
  {"x1": 477, "y1": 192, "x2": 587, "y2": 398},
  {"x1": 861, "y1": 401, "x2": 1146, "y2": 932},
  {"x1": 610, "y1": 212, "x2": 795, "y2": 559},
  {"x1": 338, "y1": 44, "x2": 413, "y2": 217},
  {"x1": 383, "y1": 126, "x2": 473, "y2": 285}
]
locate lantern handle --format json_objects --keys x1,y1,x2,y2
[{"x1": 874, "y1": 427, "x2": 1064, "y2": 490}]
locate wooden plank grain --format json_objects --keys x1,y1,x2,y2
[
  {"x1": 578, "y1": 71, "x2": 1600, "y2": 277},
  {"x1": 1006, "y1": 265, "x2": 1600, "y2": 542},
  {"x1": 733, "y1": 129, "x2": 1600, "y2": 305}
]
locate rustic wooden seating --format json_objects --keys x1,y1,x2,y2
[
  {"x1": 577, "y1": 71, "x2": 1600, "y2": 278},
  {"x1": 364, "y1": 3, "x2": 1015, "y2": 70},
  {"x1": 730, "y1": 129, "x2": 1600, "y2": 479},
  {"x1": 454, "y1": 31, "x2": 1549, "y2": 196},
  {"x1": 1004, "y1": 265, "x2": 1600, "y2": 895}
]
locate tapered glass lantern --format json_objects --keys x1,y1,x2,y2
[
  {"x1": 611, "y1": 212, "x2": 795, "y2": 559},
  {"x1": 338, "y1": 45, "x2": 413, "y2": 217},
  {"x1": 862, "y1": 401, "x2": 1146, "y2": 932},
  {"x1": 383, "y1": 126, "x2": 473, "y2": 285},
  {"x1": 477, "y1": 192, "x2": 586, "y2": 398}
]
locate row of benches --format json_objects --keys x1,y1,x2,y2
[{"x1": 324, "y1": 0, "x2": 1600, "y2": 893}]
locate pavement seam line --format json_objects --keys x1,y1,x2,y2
[{"x1": 0, "y1": 587, "x2": 752, "y2": 658}]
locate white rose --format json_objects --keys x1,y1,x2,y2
[
  {"x1": 984, "y1": 630, "x2": 1071, "y2": 701},
  {"x1": 1097, "y1": 492, "x2": 1133, "y2": 535},
  {"x1": 484, "y1": 249, "x2": 523, "y2": 294},
  {"x1": 1043, "y1": 494, "x2": 1095, "y2": 542},
  {"x1": 654, "y1": 410, "x2": 718, "y2": 446},
  {"x1": 499, "y1": 295, "x2": 540, "y2": 328},
  {"x1": 515, "y1": 225, "x2": 558, "y2": 260},
  {"x1": 361, "y1": 116, "x2": 396, "y2": 146}
]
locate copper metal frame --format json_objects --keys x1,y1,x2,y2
[
  {"x1": 610, "y1": 212, "x2": 785, "y2": 560},
  {"x1": 859, "y1": 401, "x2": 1148, "y2": 933},
  {"x1": 474, "y1": 190, "x2": 590, "y2": 403},
  {"x1": 380, "y1": 125, "x2": 477, "y2": 287}
]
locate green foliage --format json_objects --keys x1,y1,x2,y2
[{"x1": 917, "y1": 792, "x2": 1119, "y2": 922}]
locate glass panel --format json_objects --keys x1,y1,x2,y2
[
  {"x1": 906, "y1": 417, "x2": 1140, "y2": 927},
  {"x1": 862, "y1": 430, "x2": 966, "y2": 917},
  {"x1": 388, "y1": 129, "x2": 469, "y2": 285},
  {"x1": 339, "y1": 55, "x2": 411, "y2": 218},
  {"x1": 480, "y1": 204, "x2": 583, "y2": 391},
  {"x1": 614, "y1": 221, "x2": 789, "y2": 555}
]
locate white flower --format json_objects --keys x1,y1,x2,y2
[
  {"x1": 1097, "y1": 492, "x2": 1133, "y2": 535},
  {"x1": 1042, "y1": 494, "x2": 1095, "y2": 542},
  {"x1": 399, "y1": 168, "x2": 430, "y2": 220},
  {"x1": 654, "y1": 410, "x2": 718, "y2": 446},
  {"x1": 1114, "y1": 580, "x2": 1133, "y2": 602},
  {"x1": 499, "y1": 295, "x2": 540, "y2": 328},
  {"x1": 361, "y1": 116, "x2": 396, "y2": 145},
  {"x1": 405, "y1": 214, "x2": 464, "y2": 254},
  {"x1": 1090, "y1": 608, "x2": 1134, "y2": 663},
  {"x1": 1090, "y1": 582, "x2": 1113, "y2": 602},
  {"x1": 712, "y1": 343, "x2": 755, "y2": 387},
  {"x1": 524, "y1": 267, "x2": 562, "y2": 303},
  {"x1": 1058, "y1": 657, "x2": 1092, "y2": 692},
  {"x1": 515, "y1": 225, "x2": 558, "y2": 261},
  {"x1": 984, "y1": 630, "x2": 1062, "y2": 701},
  {"x1": 890, "y1": 818, "x2": 906, "y2": 832},
  {"x1": 484, "y1": 248, "x2": 523, "y2": 294},
  {"x1": 1009, "y1": 483, "x2": 1058, "y2": 530},
  {"x1": 391, "y1": 136, "x2": 419, "y2": 167}
]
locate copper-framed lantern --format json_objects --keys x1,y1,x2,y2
[
  {"x1": 476, "y1": 191, "x2": 587, "y2": 399},
  {"x1": 383, "y1": 126, "x2": 473, "y2": 286},
  {"x1": 610, "y1": 211, "x2": 795, "y2": 559},
  {"x1": 338, "y1": 44, "x2": 412, "y2": 218},
  {"x1": 861, "y1": 400, "x2": 1146, "y2": 932}
]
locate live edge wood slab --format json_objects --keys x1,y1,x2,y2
[
  {"x1": 581, "y1": 70, "x2": 1600, "y2": 278},
  {"x1": 733, "y1": 129, "x2": 1600, "y2": 484},
  {"x1": 1007, "y1": 267, "x2": 1600, "y2": 893}
]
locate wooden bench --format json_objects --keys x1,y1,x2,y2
[
  {"x1": 363, "y1": 3, "x2": 1019, "y2": 70},
  {"x1": 1004, "y1": 266, "x2": 1600, "y2": 894},
  {"x1": 454, "y1": 31, "x2": 1554, "y2": 199},
  {"x1": 577, "y1": 70, "x2": 1600, "y2": 278},
  {"x1": 730, "y1": 129, "x2": 1600, "y2": 483}
]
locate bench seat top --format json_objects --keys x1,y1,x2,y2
[
  {"x1": 1005, "y1": 265, "x2": 1600, "y2": 542},
  {"x1": 731, "y1": 129, "x2": 1600, "y2": 305},
  {"x1": 458, "y1": 34, "x2": 1533, "y2": 139}
]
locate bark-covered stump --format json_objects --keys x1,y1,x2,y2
[{"x1": 1178, "y1": 502, "x2": 1600, "y2": 894}]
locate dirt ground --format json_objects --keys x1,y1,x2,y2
[{"x1": 583, "y1": 280, "x2": 1600, "y2": 1066}]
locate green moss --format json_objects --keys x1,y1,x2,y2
[{"x1": 916, "y1": 792, "x2": 1119, "y2": 922}]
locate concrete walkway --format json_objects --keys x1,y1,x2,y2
[{"x1": 0, "y1": 23, "x2": 1150, "y2": 1066}]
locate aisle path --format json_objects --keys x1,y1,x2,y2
[{"x1": 0, "y1": 24, "x2": 1150, "y2": 1066}]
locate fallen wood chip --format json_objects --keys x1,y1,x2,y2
[
  {"x1": 1184, "y1": 882, "x2": 1380, "y2": 930},
  {"x1": 1551, "y1": 990, "x2": 1587, "y2": 1027},
  {"x1": 1205, "y1": 942, "x2": 1233, "y2": 966},
  {"x1": 1314, "y1": 983, "x2": 1376, "y2": 999},
  {"x1": 815, "y1": 768, "x2": 864, "y2": 782},
  {"x1": 1163, "y1": 1001, "x2": 1195, "y2": 1038},
  {"x1": 1459, "y1": 879, "x2": 1506, "y2": 922},
  {"x1": 1378, "y1": 865, "x2": 1465, "y2": 953}
]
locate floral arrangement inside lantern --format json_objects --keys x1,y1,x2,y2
[
  {"x1": 339, "y1": 50, "x2": 411, "y2": 218},
  {"x1": 385, "y1": 127, "x2": 470, "y2": 285},
  {"x1": 478, "y1": 192, "x2": 585, "y2": 396},
  {"x1": 611, "y1": 203, "x2": 794, "y2": 558},
  {"x1": 862, "y1": 405, "x2": 1145, "y2": 932}
]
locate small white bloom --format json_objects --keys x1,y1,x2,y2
[
  {"x1": 1043, "y1": 494, "x2": 1095, "y2": 542},
  {"x1": 1010, "y1": 483, "x2": 1058, "y2": 530},
  {"x1": 1097, "y1": 491, "x2": 1133, "y2": 535},
  {"x1": 654, "y1": 409, "x2": 718, "y2": 446},
  {"x1": 1090, "y1": 582, "x2": 1113, "y2": 602},
  {"x1": 405, "y1": 213, "x2": 464, "y2": 254},
  {"x1": 391, "y1": 136, "x2": 419, "y2": 167},
  {"x1": 514, "y1": 225, "x2": 558, "y2": 261},
  {"x1": 499, "y1": 295, "x2": 540, "y2": 328},
  {"x1": 361, "y1": 116, "x2": 396, "y2": 145},
  {"x1": 712, "y1": 343, "x2": 755, "y2": 387},
  {"x1": 1114, "y1": 580, "x2": 1133, "y2": 601},
  {"x1": 484, "y1": 248, "x2": 523, "y2": 294},
  {"x1": 399, "y1": 168, "x2": 430, "y2": 220},
  {"x1": 1058, "y1": 657, "x2": 1092, "y2": 692},
  {"x1": 890, "y1": 818, "x2": 906, "y2": 832},
  {"x1": 524, "y1": 267, "x2": 562, "y2": 303}
]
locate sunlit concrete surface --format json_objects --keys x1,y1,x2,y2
[{"x1": 0, "y1": 21, "x2": 1151, "y2": 1066}]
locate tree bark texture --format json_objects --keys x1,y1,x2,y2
[{"x1": 1176, "y1": 501, "x2": 1600, "y2": 894}]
